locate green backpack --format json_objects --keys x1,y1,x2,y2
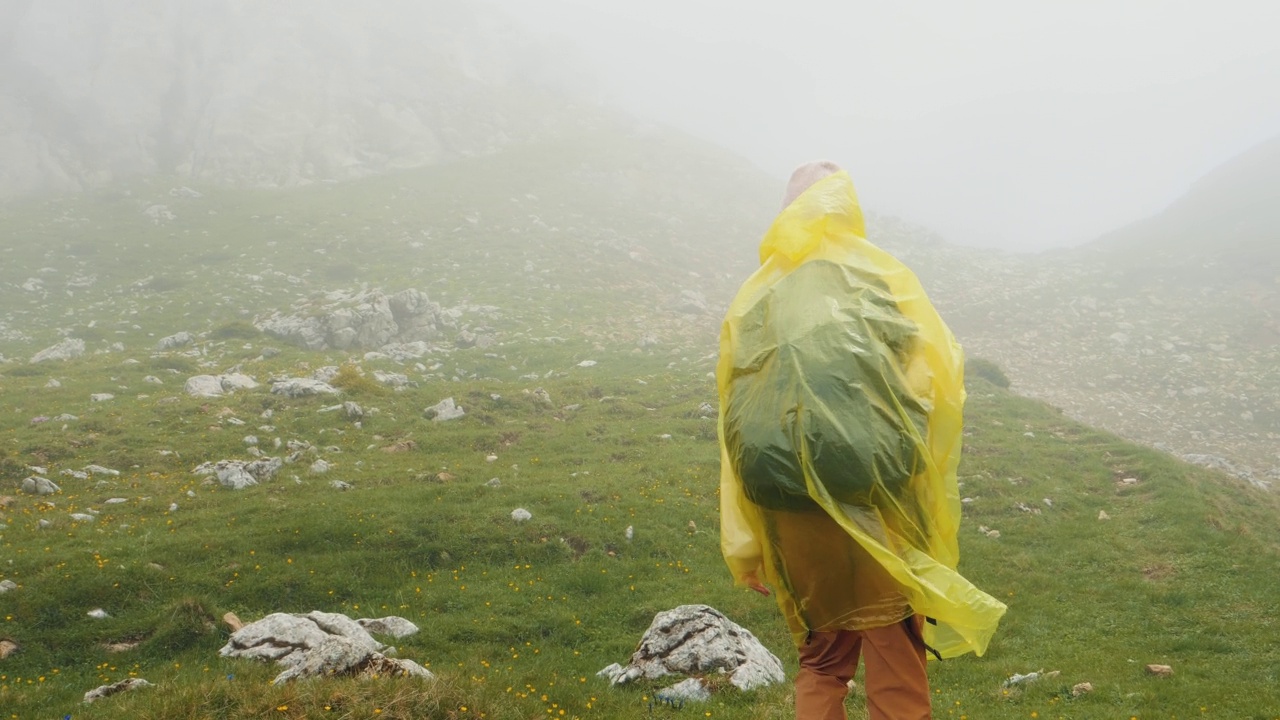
[{"x1": 723, "y1": 260, "x2": 929, "y2": 511}]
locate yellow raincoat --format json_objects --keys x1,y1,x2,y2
[{"x1": 717, "y1": 171, "x2": 1005, "y2": 657}]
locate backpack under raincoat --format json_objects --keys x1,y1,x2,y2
[{"x1": 717, "y1": 171, "x2": 1006, "y2": 657}]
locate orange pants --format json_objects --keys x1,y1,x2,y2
[{"x1": 795, "y1": 616, "x2": 931, "y2": 720}]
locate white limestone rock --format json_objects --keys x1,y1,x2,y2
[
  {"x1": 357, "y1": 616, "x2": 421, "y2": 639},
  {"x1": 271, "y1": 378, "x2": 339, "y2": 398},
  {"x1": 156, "y1": 332, "x2": 194, "y2": 350},
  {"x1": 31, "y1": 338, "x2": 85, "y2": 363},
  {"x1": 20, "y1": 477, "x2": 60, "y2": 495},
  {"x1": 602, "y1": 605, "x2": 784, "y2": 691},
  {"x1": 424, "y1": 397, "x2": 464, "y2": 421},
  {"x1": 84, "y1": 678, "x2": 153, "y2": 703}
]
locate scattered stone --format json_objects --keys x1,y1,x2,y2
[
  {"x1": 1145, "y1": 664, "x2": 1173, "y2": 677},
  {"x1": 31, "y1": 338, "x2": 85, "y2": 363},
  {"x1": 45, "y1": 378, "x2": 62, "y2": 388},
  {"x1": 310, "y1": 459, "x2": 331, "y2": 474},
  {"x1": 424, "y1": 397, "x2": 464, "y2": 421},
  {"x1": 343, "y1": 401, "x2": 364, "y2": 419},
  {"x1": 103, "y1": 498, "x2": 128, "y2": 505},
  {"x1": 37, "y1": 519, "x2": 52, "y2": 529},
  {"x1": 219, "y1": 611, "x2": 432, "y2": 684},
  {"x1": 372, "y1": 371, "x2": 409, "y2": 388},
  {"x1": 83, "y1": 678, "x2": 153, "y2": 703},
  {"x1": 256, "y1": 288, "x2": 451, "y2": 352},
  {"x1": 104, "y1": 640, "x2": 140, "y2": 653},
  {"x1": 694, "y1": 401, "x2": 716, "y2": 419},
  {"x1": 577, "y1": 360, "x2": 598, "y2": 368},
  {"x1": 1071, "y1": 681, "x2": 1094, "y2": 696},
  {"x1": 511, "y1": 508, "x2": 532, "y2": 522},
  {"x1": 20, "y1": 477, "x2": 60, "y2": 495},
  {"x1": 330, "y1": 480, "x2": 353, "y2": 490},
  {"x1": 485, "y1": 454, "x2": 498, "y2": 463},
  {"x1": 1098, "y1": 510, "x2": 1111, "y2": 521},
  {"x1": 484, "y1": 478, "x2": 501, "y2": 488},
  {"x1": 70, "y1": 513, "x2": 95, "y2": 521},
  {"x1": 87, "y1": 608, "x2": 111, "y2": 619},
  {"x1": 192, "y1": 458, "x2": 283, "y2": 490},
  {"x1": 531, "y1": 387, "x2": 553, "y2": 407},
  {"x1": 156, "y1": 332, "x2": 194, "y2": 350},
  {"x1": 625, "y1": 525, "x2": 634, "y2": 542},
  {"x1": 0, "y1": 580, "x2": 18, "y2": 593},
  {"x1": 271, "y1": 378, "x2": 339, "y2": 398},
  {"x1": 601, "y1": 605, "x2": 784, "y2": 691},
  {"x1": 656, "y1": 677, "x2": 712, "y2": 703},
  {"x1": 90, "y1": 393, "x2": 115, "y2": 402},
  {"x1": 357, "y1": 616, "x2": 420, "y2": 639},
  {"x1": 0, "y1": 639, "x2": 18, "y2": 659}
]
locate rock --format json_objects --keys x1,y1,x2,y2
[
  {"x1": 1003, "y1": 670, "x2": 1059, "y2": 687},
  {"x1": 424, "y1": 397, "x2": 464, "y2": 421},
  {"x1": 257, "y1": 288, "x2": 450, "y2": 352},
  {"x1": 577, "y1": 360, "x2": 597, "y2": 368},
  {"x1": 309, "y1": 459, "x2": 331, "y2": 475},
  {"x1": 20, "y1": 476, "x2": 60, "y2": 495},
  {"x1": 104, "y1": 498, "x2": 127, "y2": 505},
  {"x1": 90, "y1": 393, "x2": 115, "y2": 402},
  {"x1": 70, "y1": 513, "x2": 96, "y2": 522},
  {"x1": 37, "y1": 519, "x2": 52, "y2": 529},
  {"x1": 330, "y1": 480, "x2": 353, "y2": 490},
  {"x1": 143, "y1": 375, "x2": 164, "y2": 385},
  {"x1": 511, "y1": 508, "x2": 532, "y2": 522},
  {"x1": 602, "y1": 604, "x2": 784, "y2": 691},
  {"x1": 184, "y1": 375, "x2": 225, "y2": 397},
  {"x1": 271, "y1": 378, "x2": 339, "y2": 398},
  {"x1": 343, "y1": 401, "x2": 365, "y2": 419},
  {"x1": 656, "y1": 677, "x2": 712, "y2": 703},
  {"x1": 88, "y1": 608, "x2": 111, "y2": 619},
  {"x1": 484, "y1": 478, "x2": 501, "y2": 488},
  {"x1": 84, "y1": 464, "x2": 120, "y2": 476},
  {"x1": 219, "y1": 611, "x2": 431, "y2": 685},
  {"x1": 0, "y1": 580, "x2": 18, "y2": 593},
  {"x1": 1098, "y1": 510, "x2": 1111, "y2": 521},
  {"x1": 694, "y1": 401, "x2": 716, "y2": 419},
  {"x1": 83, "y1": 678, "x2": 153, "y2": 703},
  {"x1": 224, "y1": 612, "x2": 245, "y2": 632},
  {"x1": 156, "y1": 332, "x2": 194, "y2": 350},
  {"x1": 531, "y1": 387, "x2": 553, "y2": 407},
  {"x1": 192, "y1": 457, "x2": 283, "y2": 490},
  {"x1": 45, "y1": 378, "x2": 61, "y2": 388},
  {"x1": 1145, "y1": 664, "x2": 1173, "y2": 677},
  {"x1": 357, "y1": 616, "x2": 420, "y2": 639},
  {"x1": 372, "y1": 371, "x2": 410, "y2": 388},
  {"x1": 1071, "y1": 682, "x2": 1094, "y2": 696},
  {"x1": 220, "y1": 373, "x2": 260, "y2": 392},
  {"x1": 0, "y1": 639, "x2": 18, "y2": 659},
  {"x1": 30, "y1": 338, "x2": 85, "y2": 363}
]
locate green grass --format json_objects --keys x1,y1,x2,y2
[
  {"x1": 1, "y1": 350, "x2": 1278, "y2": 719},
  {"x1": 1, "y1": 140, "x2": 1279, "y2": 719}
]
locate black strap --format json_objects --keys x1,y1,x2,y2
[{"x1": 903, "y1": 615, "x2": 943, "y2": 662}]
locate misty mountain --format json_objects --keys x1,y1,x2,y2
[
  {"x1": 929, "y1": 139, "x2": 1280, "y2": 487},
  {"x1": 1085, "y1": 133, "x2": 1280, "y2": 282},
  {"x1": 0, "y1": 0, "x2": 595, "y2": 197}
]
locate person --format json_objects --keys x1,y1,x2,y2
[{"x1": 717, "y1": 161, "x2": 1006, "y2": 720}]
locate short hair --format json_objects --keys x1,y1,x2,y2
[{"x1": 781, "y1": 160, "x2": 843, "y2": 211}]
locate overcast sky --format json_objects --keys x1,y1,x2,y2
[{"x1": 490, "y1": 0, "x2": 1280, "y2": 251}]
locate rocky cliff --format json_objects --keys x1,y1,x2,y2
[{"x1": 0, "y1": 0, "x2": 591, "y2": 196}]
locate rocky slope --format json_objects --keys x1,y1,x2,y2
[{"x1": 0, "y1": 0, "x2": 593, "y2": 196}]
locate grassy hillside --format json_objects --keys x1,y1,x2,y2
[
  {"x1": 1, "y1": 342, "x2": 1277, "y2": 719},
  {"x1": 3, "y1": 129, "x2": 1280, "y2": 718}
]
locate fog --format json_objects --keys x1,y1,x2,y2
[
  {"x1": 2, "y1": 1, "x2": 1277, "y2": 252},
  {"x1": 490, "y1": 0, "x2": 1280, "y2": 251}
]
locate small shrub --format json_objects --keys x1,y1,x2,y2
[
  {"x1": 966, "y1": 357, "x2": 1011, "y2": 389},
  {"x1": 329, "y1": 363, "x2": 385, "y2": 395},
  {"x1": 210, "y1": 320, "x2": 262, "y2": 340}
]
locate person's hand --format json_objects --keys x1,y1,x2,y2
[{"x1": 743, "y1": 574, "x2": 771, "y2": 597}]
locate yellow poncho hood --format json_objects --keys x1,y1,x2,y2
[{"x1": 717, "y1": 171, "x2": 1005, "y2": 657}]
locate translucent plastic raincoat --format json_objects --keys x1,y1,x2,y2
[{"x1": 717, "y1": 171, "x2": 1005, "y2": 657}]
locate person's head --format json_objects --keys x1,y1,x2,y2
[{"x1": 780, "y1": 160, "x2": 843, "y2": 211}]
